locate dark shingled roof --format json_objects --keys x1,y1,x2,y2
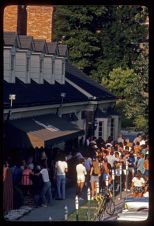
[
  {"x1": 18, "y1": 35, "x2": 34, "y2": 50},
  {"x1": 3, "y1": 78, "x2": 88, "y2": 109},
  {"x1": 33, "y1": 39, "x2": 48, "y2": 53},
  {"x1": 65, "y1": 61, "x2": 116, "y2": 101},
  {"x1": 46, "y1": 42, "x2": 58, "y2": 55},
  {"x1": 3, "y1": 32, "x2": 20, "y2": 47}
]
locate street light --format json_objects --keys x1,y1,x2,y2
[
  {"x1": 9, "y1": 94, "x2": 16, "y2": 108},
  {"x1": 58, "y1": 92, "x2": 66, "y2": 117},
  {"x1": 87, "y1": 187, "x2": 91, "y2": 221},
  {"x1": 7, "y1": 94, "x2": 16, "y2": 121}
]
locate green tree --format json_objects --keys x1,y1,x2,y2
[
  {"x1": 53, "y1": 5, "x2": 148, "y2": 79},
  {"x1": 132, "y1": 44, "x2": 149, "y2": 132},
  {"x1": 53, "y1": 5, "x2": 149, "y2": 131},
  {"x1": 103, "y1": 63, "x2": 148, "y2": 132},
  {"x1": 53, "y1": 5, "x2": 108, "y2": 74},
  {"x1": 91, "y1": 5, "x2": 148, "y2": 82}
]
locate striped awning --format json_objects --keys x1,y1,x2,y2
[{"x1": 6, "y1": 114, "x2": 84, "y2": 148}]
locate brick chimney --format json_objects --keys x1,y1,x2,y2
[
  {"x1": 3, "y1": 5, "x2": 18, "y2": 32},
  {"x1": 4, "y1": 5, "x2": 54, "y2": 41},
  {"x1": 27, "y1": 6, "x2": 53, "y2": 42}
]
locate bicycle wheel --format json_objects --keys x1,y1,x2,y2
[
  {"x1": 105, "y1": 198, "x2": 115, "y2": 215},
  {"x1": 98, "y1": 202, "x2": 105, "y2": 221}
]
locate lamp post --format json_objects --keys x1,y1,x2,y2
[
  {"x1": 59, "y1": 92, "x2": 66, "y2": 117},
  {"x1": 119, "y1": 163, "x2": 122, "y2": 199},
  {"x1": 87, "y1": 187, "x2": 91, "y2": 221},
  {"x1": 105, "y1": 174, "x2": 109, "y2": 188},
  {"x1": 112, "y1": 169, "x2": 115, "y2": 201},
  {"x1": 125, "y1": 160, "x2": 128, "y2": 197},
  {"x1": 9, "y1": 94, "x2": 16, "y2": 108},
  {"x1": 75, "y1": 195, "x2": 79, "y2": 221},
  {"x1": 64, "y1": 205, "x2": 68, "y2": 221},
  {"x1": 7, "y1": 94, "x2": 16, "y2": 121}
]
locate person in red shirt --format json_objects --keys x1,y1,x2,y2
[{"x1": 21, "y1": 165, "x2": 33, "y2": 195}]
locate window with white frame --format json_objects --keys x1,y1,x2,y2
[{"x1": 98, "y1": 121, "x2": 104, "y2": 138}]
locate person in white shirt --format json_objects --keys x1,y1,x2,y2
[
  {"x1": 55, "y1": 153, "x2": 68, "y2": 200},
  {"x1": 106, "y1": 151, "x2": 119, "y2": 168},
  {"x1": 76, "y1": 158, "x2": 87, "y2": 200},
  {"x1": 131, "y1": 170, "x2": 145, "y2": 197},
  {"x1": 40, "y1": 160, "x2": 52, "y2": 207}
]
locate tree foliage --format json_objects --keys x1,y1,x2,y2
[{"x1": 53, "y1": 5, "x2": 149, "y2": 132}]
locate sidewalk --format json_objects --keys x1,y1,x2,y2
[
  {"x1": 17, "y1": 185, "x2": 87, "y2": 221},
  {"x1": 17, "y1": 188, "x2": 129, "y2": 222}
]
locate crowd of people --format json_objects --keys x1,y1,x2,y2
[{"x1": 3, "y1": 132, "x2": 149, "y2": 213}]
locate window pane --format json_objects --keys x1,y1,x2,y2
[{"x1": 99, "y1": 121, "x2": 102, "y2": 126}]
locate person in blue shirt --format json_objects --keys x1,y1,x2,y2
[
  {"x1": 137, "y1": 153, "x2": 145, "y2": 176},
  {"x1": 84, "y1": 153, "x2": 92, "y2": 187},
  {"x1": 10, "y1": 161, "x2": 24, "y2": 208}
]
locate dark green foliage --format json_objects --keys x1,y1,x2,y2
[{"x1": 53, "y1": 5, "x2": 149, "y2": 132}]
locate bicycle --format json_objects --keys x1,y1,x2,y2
[{"x1": 93, "y1": 188, "x2": 115, "y2": 221}]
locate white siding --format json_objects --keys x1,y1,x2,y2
[
  {"x1": 111, "y1": 115, "x2": 120, "y2": 140},
  {"x1": 44, "y1": 56, "x2": 55, "y2": 84},
  {"x1": 4, "y1": 49, "x2": 11, "y2": 82},
  {"x1": 54, "y1": 58, "x2": 65, "y2": 84},
  {"x1": 4, "y1": 48, "x2": 16, "y2": 83},
  {"x1": 107, "y1": 118, "x2": 111, "y2": 138},
  {"x1": 31, "y1": 54, "x2": 41, "y2": 84},
  {"x1": 15, "y1": 52, "x2": 27, "y2": 83}
]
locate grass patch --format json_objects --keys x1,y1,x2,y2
[{"x1": 68, "y1": 200, "x2": 99, "y2": 221}]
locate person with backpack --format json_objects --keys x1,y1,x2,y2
[
  {"x1": 90, "y1": 157, "x2": 101, "y2": 200},
  {"x1": 83, "y1": 153, "x2": 92, "y2": 187}
]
